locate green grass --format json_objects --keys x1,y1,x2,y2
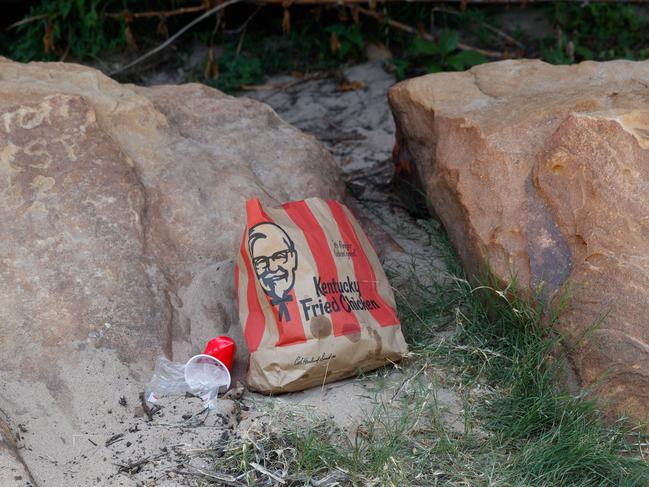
[
  {"x1": 196, "y1": 221, "x2": 649, "y2": 486},
  {"x1": 401, "y1": 235, "x2": 649, "y2": 486}
]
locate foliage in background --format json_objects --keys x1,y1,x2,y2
[
  {"x1": 408, "y1": 30, "x2": 486, "y2": 73},
  {"x1": 10, "y1": 0, "x2": 125, "y2": 61},
  {"x1": 326, "y1": 23, "x2": 364, "y2": 60},
  {"x1": 2, "y1": 2, "x2": 649, "y2": 89},
  {"x1": 541, "y1": 2, "x2": 649, "y2": 64},
  {"x1": 3, "y1": 0, "x2": 494, "y2": 90}
]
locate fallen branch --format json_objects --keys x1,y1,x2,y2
[
  {"x1": 105, "y1": 5, "x2": 207, "y2": 20},
  {"x1": 352, "y1": 5, "x2": 505, "y2": 59},
  {"x1": 6, "y1": 13, "x2": 50, "y2": 30},
  {"x1": 223, "y1": 4, "x2": 264, "y2": 35},
  {"x1": 110, "y1": 0, "x2": 243, "y2": 76}
]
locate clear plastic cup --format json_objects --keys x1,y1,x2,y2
[{"x1": 184, "y1": 354, "x2": 231, "y2": 399}]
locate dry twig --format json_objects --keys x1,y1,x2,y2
[
  {"x1": 105, "y1": 433, "x2": 124, "y2": 447},
  {"x1": 391, "y1": 363, "x2": 427, "y2": 402},
  {"x1": 117, "y1": 452, "x2": 168, "y2": 474},
  {"x1": 110, "y1": 0, "x2": 243, "y2": 75},
  {"x1": 106, "y1": 5, "x2": 207, "y2": 20},
  {"x1": 6, "y1": 14, "x2": 50, "y2": 30},
  {"x1": 223, "y1": 4, "x2": 264, "y2": 35},
  {"x1": 250, "y1": 461, "x2": 287, "y2": 484},
  {"x1": 353, "y1": 5, "x2": 505, "y2": 59}
]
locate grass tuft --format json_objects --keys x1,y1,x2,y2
[{"x1": 399, "y1": 234, "x2": 649, "y2": 486}]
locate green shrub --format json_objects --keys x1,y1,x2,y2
[
  {"x1": 206, "y1": 49, "x2": 263, "y2": 93},
  {"x1": 11, "y1": 0, "x2": 125, "y2": 62},
  {"x1": 408, "y1": 30, "x2": 487, "y2": 74},
  {"x1": 542, "y1": 3, "x2": 649, "y2": 64}
]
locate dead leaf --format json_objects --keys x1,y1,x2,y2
[
  {"x1": 204, "y1": 46, "x2": 218, "y2": 80},
  {"x1": 338, "y1": 80, "x2": 366, "y2": 92},
  {"x1": 43, "y1": 20, "x2": 55, "y2": 55},
  {"x1": 125, "y1": 25, "x2": 138, "y2": 52},
  {"x1": 156, "y1": 15, "x2": 168, "y2": 38},
  {"x1": 282, "y1": 7, "x2": 291, "y2": 34},
  {"x1": 393, "y1": 141, "x2": 414, "y2": 176},
  {"x1": 330, "y1": 32, "x2": 341, "y2": 54},
  {"x1": 416, "y1": 21, "x2": 425, "y2": 37},
  {"x1": 355, "y1": 424, "x2": 371, "y2": 439},
  {"x1": 351, "y1": 7, "x2": 360, "y2": 25}
]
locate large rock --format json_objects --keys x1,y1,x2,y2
[
  {"x1": 389, "y1": 59, "x2": 649, "y2": 422},
  {"x1": 0, "y1": 58, "x2": 342, "y2": 485}
]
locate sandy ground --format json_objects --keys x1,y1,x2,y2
[{"x1": 1, "y1": 61, "x2": 458, "y2": 486}]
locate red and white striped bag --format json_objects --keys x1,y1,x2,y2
[{"x1": 236, "y1": 198, "x2": 408, "y2": 393}]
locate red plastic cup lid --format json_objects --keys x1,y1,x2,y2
[{"x1": 203, "y1": 336, "x2": 236, "y2": 372}]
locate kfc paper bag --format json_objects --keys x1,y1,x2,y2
[{"x1": 236, "y1": 198, "x2": 408, "y2": 393}]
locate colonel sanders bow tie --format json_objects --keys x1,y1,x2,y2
[{"x1": 270, "y1": 294, "x2": 293, "y2": 322}]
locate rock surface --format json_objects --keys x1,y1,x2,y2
[
  {"x1": 0, "y1": 57, "x2": 343, "y2": 485},
  {"x1": 389, "y1": 59, "x2": 649, "y2": 422}
]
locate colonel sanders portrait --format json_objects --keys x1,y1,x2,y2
[{"x1": 248, "y1": 222, "x2": 298, "y2": 322}]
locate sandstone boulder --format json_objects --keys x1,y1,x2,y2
[
  {"x1": 389, "y1": 59, "x2": 649, "y2": 422},
  {"x1": 0, "y1": 58, "x2": 343, "y2": 485}
]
